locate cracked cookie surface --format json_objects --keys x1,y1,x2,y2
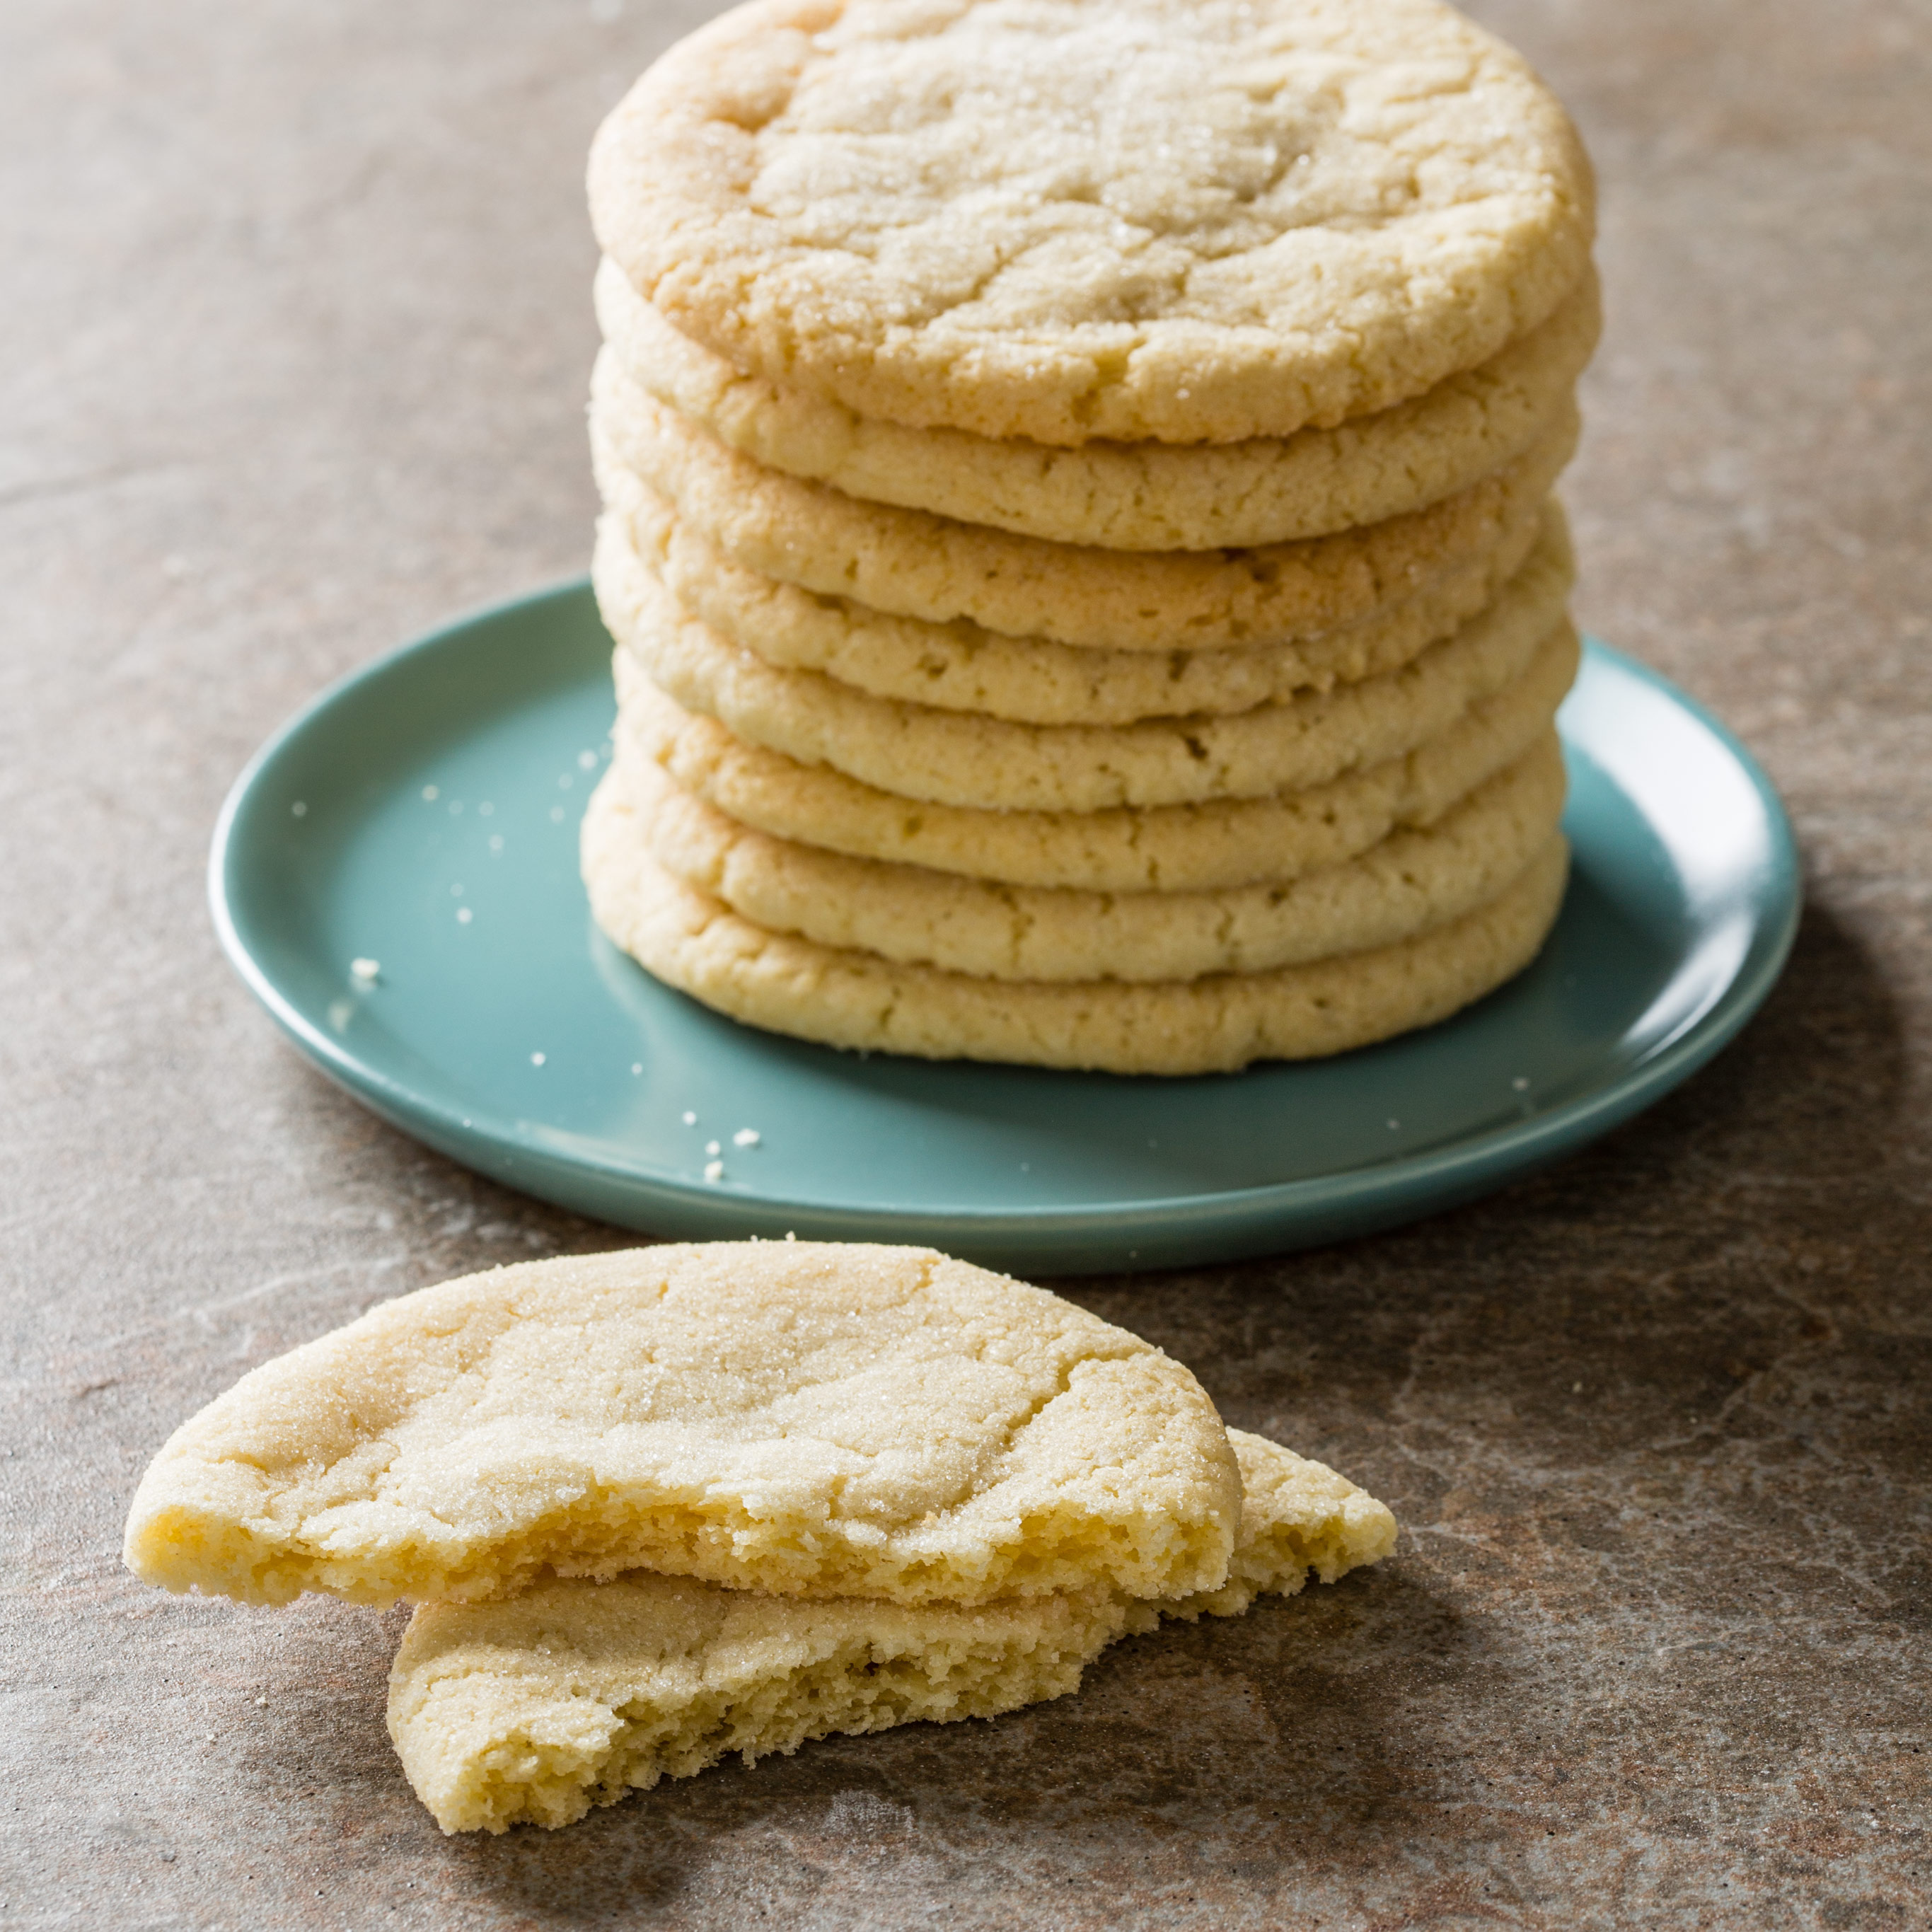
[
  {"x1": 123, "y1": 1244, "x2": 1240, "y2": 1608},
  {"x1": 589, "y1": 0, "x2": 1595, "y2": 444}
]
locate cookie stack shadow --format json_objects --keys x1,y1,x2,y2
[{"x1": 580, "y1": 16, "x2": 1599, "y2": 1075}]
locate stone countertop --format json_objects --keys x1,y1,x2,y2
[{"x1": 2, "y1": 2, "x2": 1927, "y2": 1926}]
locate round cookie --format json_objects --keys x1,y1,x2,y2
[
  {"x1": 600, "y1": 455, "x2": 1567, "y2": 726},
  {"x1": 388, "y1": 1430, "x2": 1396, "y2": 1834},
  {"x1": 634, "y1": 733, "x2": 1566, "y2": 983},
  {"x1": 591, "y1": 361, "x2": 1574, "y2": 652},
  {"x1": 122, "y1": 1243, "x2": 1241, "y2": 1609},
  {"x1": 597, "y1": 532, "x2": 1577, "y2": 814},
  {"x1": 616, "y1": 652, "x2": 1577, "y2": 893},
  {"x1": 589, "y1": 0, "x2": 1595, "y2": 445},
  {"x1": 584, "y1": 774, "x2": 1571, "y2": 1075},
  {"x1": 597, "y1": 255, "x2": 1597, "y2": 550}
]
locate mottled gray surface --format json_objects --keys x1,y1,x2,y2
[{"x1": 2, "y1": 1, "x2": 1928, "y2": 1926}]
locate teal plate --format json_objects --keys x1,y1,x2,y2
[{"x1": 212, "y1": 582, "x2": 1799, "y2": 1276}]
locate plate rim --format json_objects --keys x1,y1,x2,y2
[{"x1": 210, "y1": 577, "x2": 1802, "y2": 1257}]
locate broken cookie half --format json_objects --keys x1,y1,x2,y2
[{"x1": 124, "y1": 1242, "x2": 1241, "y2": 1609}]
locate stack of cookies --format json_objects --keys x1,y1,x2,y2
[
  {"x1": 123, "y1": 1241, "x2": 1398, "y2": 1832},
  {"x1": 581, "y1": 0, "x2": 1598, "y2": 1075}
]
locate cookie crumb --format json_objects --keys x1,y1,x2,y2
[
  {"x1": 350, "y1": 958, "x2": 380, "y2": 983},
  {"x1": 704, "y1": 1159, "x2": 724, "y2": 1183},
  {"x1": 732, "y1": 1128, "x2": 760, "y2": 1147},
  {"x1": 531, "y1": 1052, "x2": 547, "y2": 1067}
]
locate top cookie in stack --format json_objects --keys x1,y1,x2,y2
[{"x1": 582, "y1": 0, "x2": 1597, "y2": 1075}]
